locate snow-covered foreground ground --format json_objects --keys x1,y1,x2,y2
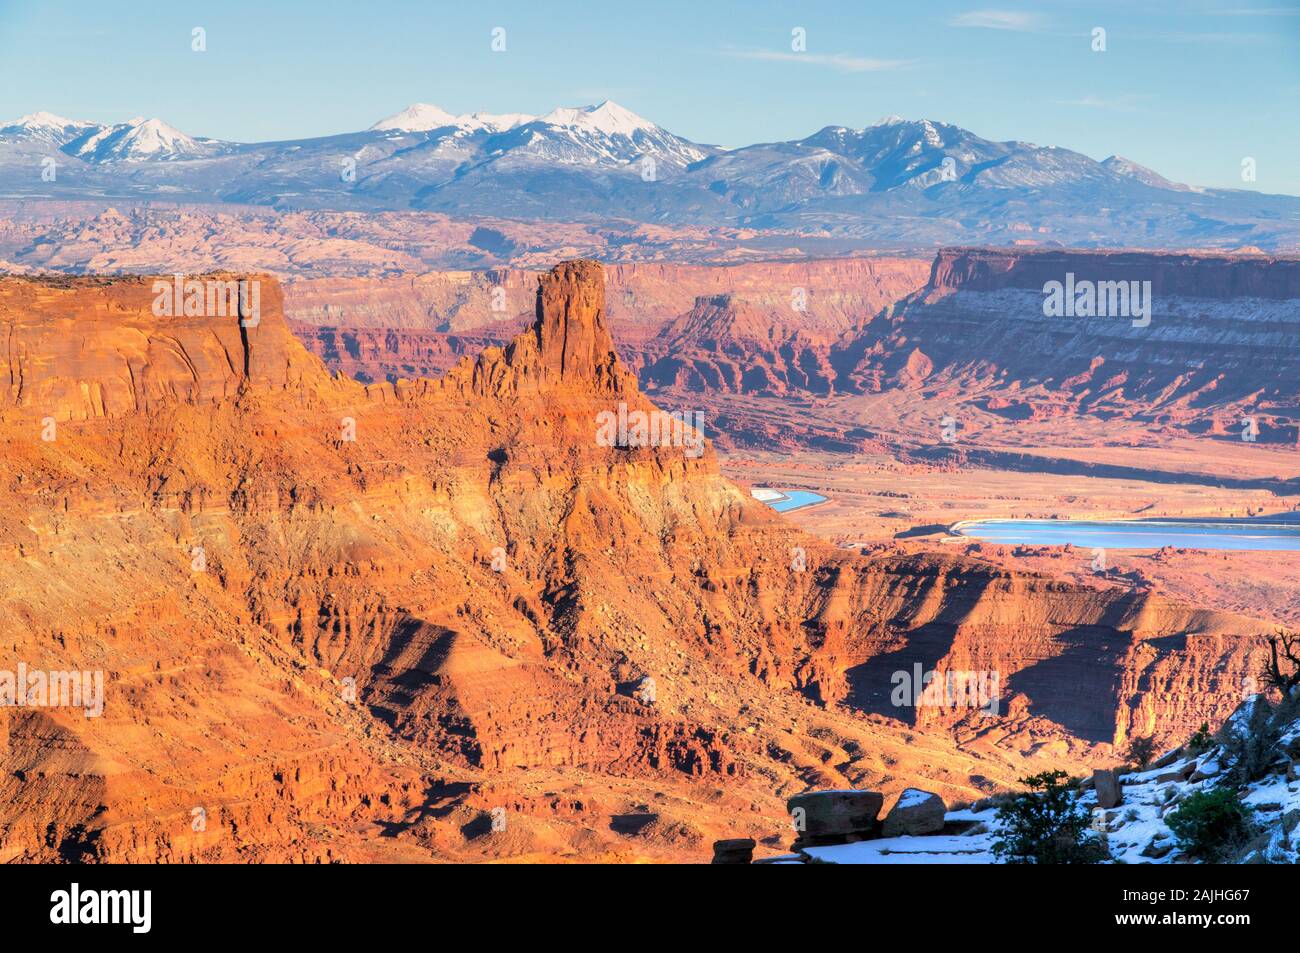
[{"x1": 774, "y1": 700, "x2": 1300, "y2": 864}]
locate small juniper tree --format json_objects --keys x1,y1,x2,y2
[
  {"x1": 1185, "y1": 722, "x2": 1214, "y2": 756},
  {"x1": 992, "y1": 770, "x2": 1108, "y2": 865},
  {"x1": 1263, "y1": 627, "x2": 1300, "y2": 697},
  {"x1": 1125, "y1": 735, "x2": 1157, "y2": 769}
]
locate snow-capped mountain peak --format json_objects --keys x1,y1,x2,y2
[
  {"x1": 537, "y1": 101, "x2": 658, "y2": 137},
  {"x1": 66, "y1": 117, "x2": 211, "y2": 163},
  {"x1": 372, "y1": 100, "x2": 659, "y2": 138},
  {"x1": 370, "y1": 103, "x2": 460, "y2": 132},
  {"x1": 1101, "y1": 154, "x2": 1195, "y2": 192},
  {"x1": 4, "y1": 111, "x2": 90, "y2": 130},
  {"x1": 0, "y1": 111, "x2": 101, "y2": 145},
  {"x1": 370, "y1": 104, "x2": 536, "y2": 133}
]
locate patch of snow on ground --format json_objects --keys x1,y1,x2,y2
[{"x1": 790, "y1": 696, "x2": 1300, "y2": 864}]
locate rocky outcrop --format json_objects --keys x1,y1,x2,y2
[
  {"x1": 435, "y1": 259, "x2": 634, "y2": 402},
  {"x1": 286, "y1": 248, "x2": 1300, "y2": 449},
  {"x1": 746, "y1": 697, "x2": 1300, "y2": 863}
]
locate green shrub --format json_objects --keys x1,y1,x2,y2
[
  {"x1": 992, "y1": 770, "x2": 1108, "y2": 865},
  {"x1": 1166, "y1": 788, "x2": 1255, "y2": 861}
]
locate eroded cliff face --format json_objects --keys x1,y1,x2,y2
[
  {"x1": 285, "y1": 249, "x2": 1300, "y2": 453},
  {"x1": 1, "y1": 274, "x2": 324, "y2": 421},
  {"x1": 840, "y1": 248, "x2": 1300, "y2": 434},
  {"x1": 639, "y1": 295, "x2": 837, "y2": 396},
  {"x1": 285, "y1": 323, "x2": 510, "y2": 386},
  {"x1": 0, "y1": 262, "x2": 1273, "y2": 862},
  {"x1": 286, "y1": 258, "x2": 932, "y2": 333},
  {"x1": 283, "y1": 257, "x2": 932, "y2": 396},
  {"x1": 929, "y1": 247, "x2": 1300, "y2": 299}
]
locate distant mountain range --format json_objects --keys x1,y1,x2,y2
[{"x1": 2, "y1": 103, "x2": 1298, "y2": 249}]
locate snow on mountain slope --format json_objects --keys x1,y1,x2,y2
[
  {"x1": 369, "y1": 103, "x2": 460, "y2": 131},
  {"x1": 370, "y1": 103, "x2": 536, "y2": 133},
  {"x1": 797, "y1": 118, "x2": 1114, "y2": 191},
  {"x1": 467, "y1": 111, "x2": 538, "y2": 132},
  {"x1": 1102, "y1": 155, "x2": 1197, "y2": 192},
  {"x1": 65, "y1": 116, "x2": 219, "y2": 163},
  {"x1": 0, "y1": 111, "x2": 102, "y2": 146},
  {"x1": 497, "y1": 101, "x2": 709, "y2": 170},
  {"x1": 538, "y1": 101, "x2": 657, "y2": 137},
  {"x1": 364, "y1": 100, "x2": 705, "y2": 174}
]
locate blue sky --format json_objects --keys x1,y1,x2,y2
[{"x1": 2, "y1": 0, "x2": 1298, "y2": 193}]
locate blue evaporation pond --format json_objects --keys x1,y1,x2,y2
[
  {"x1": 955, "y1": 518, "x2": 1300, "y2": 551},
  {"x1": 759, "y1": 489, "x2": 829, "y2": 513}
]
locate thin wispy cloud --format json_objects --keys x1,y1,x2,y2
[
  {"x1": 1145, "y1": 31, "x2": 1275, "y2": 45},
  {"x1": 724, "y1": 50, "x2": 913, "y2": 73},
  {"x1": 948, "y1": 10, "x2": 1045, "y2": 32},
  {"x1": 1051, "y1": 94, "x2": 1149, "y2": 112},
  {"x1": 1216, "y1": 6, "x2": 1300, "y2": 15}
]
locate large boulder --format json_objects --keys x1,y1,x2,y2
[
  {"x1": 1093, "y1": 769, "x2": 1123, "y2": 809},
  {"x1": 1140, "y1": 835, "x2": 1175, "y2": 859},
  {"x1": 1155, "y1": 762, "x2": 1194, "y2": 784},
  {"x1": 1151, "y1": 748, "x2": 1182, "y2": 769},
  {"x1": 787, "y1": 790, "x2": 884, "y2": 846},
  {"x1": 710, "y1": 838, "x2": 755, "y2": 864},
  {"x1": 881, "y1": 788, "x2": 946, "y2": 837}
]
